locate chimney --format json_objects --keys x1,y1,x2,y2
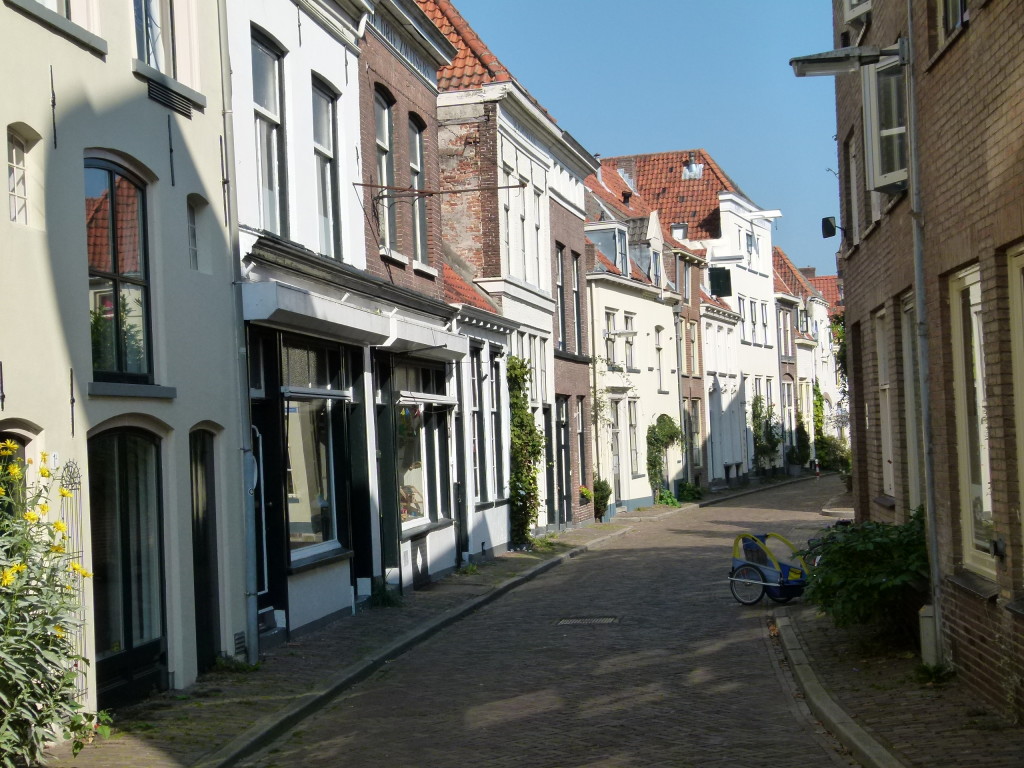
[
  {"x1": 622, "y1": 190, "x2": 632, "y2": 205},
  {"x1": 799, "y1": 267, "x2": 817, "y2": 279}
]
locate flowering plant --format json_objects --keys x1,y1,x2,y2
[{"x1": 0, "y1": 441, "x2": 108, "y2": 765}]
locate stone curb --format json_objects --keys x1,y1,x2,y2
[
  {"x1": 774, "y1": 608, "x2": 909, "y2": 768},
  {"x1": 193, "y1": 525, "x2": 632, "y2": 768}
]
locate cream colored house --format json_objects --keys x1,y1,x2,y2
[{"x1": 2, "y1": 0, "x2": 248, "y2": 707}]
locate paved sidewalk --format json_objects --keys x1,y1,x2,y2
[{"x1": 49, "y1": 476, "x2": 1024, "y2": 767}]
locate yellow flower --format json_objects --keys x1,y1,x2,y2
[
  {"x1": 58, "y1": 487, "x2": 72, "y2": 498},
  {"x1": 1, "y1": 568, "x2": 16, "y2": 587},
  {"x1": 0, "y1": 439, "x2": 17, "y2": 451},
  {"x1": 14, "y1": 563, "x2": 26, "y2": 573},
  {"x1": 70, "y1": 562, "x2": 93, "y2": 578},
  {"x1": 53, "y1": 625, "x2": 66, "y2": 638},
  {"x1": 52, "y1": 520, "x2": 67, "y2": 534},
  {"x1": 7, "y1": 464, "x2": 23, "y2": 480},
  {"x1": 39, "y1": 451, "x2": 49, "y2": 463},
  {"x1": 0, "y1": 485, "x2": 5, "y2": 497},
  {"x1": 39, "y1": 503, "x2": 49, "y2": 514},
  {"x1": 0, "y1": 448, "x2": 12, "y2": 457},
  {"x1": 25, "y1": 458, "x2": 33, "y2": 466},
  {"x1": 50, "y1": 544, "x2": 66, "y2": 554},
  {"x1": 39, "y1": 466, "x2": 51, "y2": 478},
  {"x1": 23, "y1": 511, "x2": 39, "y2": 523}
]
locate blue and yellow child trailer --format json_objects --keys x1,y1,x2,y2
[{"x1": 728, "y1": 532, "x2": 811, "y2": 605}]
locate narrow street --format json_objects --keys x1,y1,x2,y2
[{"x1": 240, "y1": 479, "x2": 855, "y2": 768}]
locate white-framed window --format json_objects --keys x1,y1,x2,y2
[
  {"x1": 7, "y1": 131, "x2": 27, "y2": 224},
  {"x1": 874, "y1": 310, "x2": 895, "y2": 496},
  {"x1": 615, "y1": 228, "x2": 627, "y2": 274},
  {"x1": 555, "y1": 245, "x2": 566, "y2": 351},
  {"x1": 844, "y1": 136, "x2": 861, "y2": 245},
  {"x1": 738, "y1": 297, "x2": 747, "y2": 341},
  {"x1": 490, "y1": 355, "x2": 504, "y2": 498},
  {"x1": 936, "y1": 0, "x2": 966, "y2": 46},
  {"x1": 605, "y1": 310, "x2": 617, "y2": 365},
  {"x1": 518, "y1": 178, "x2": 528, "y2": 280},
  {"x1": 751, "y1": 302, "x2": 759, "y2": 344},
  {"x1": 409, "y1": 117, "x2": 427, "y2": 263},
  {"x1": 683, "y1": 261, "x2": 691, "y2": 303},
  {"x1": 312, "y1": 81, "x2": 339, "y2": 259},
  {"x1": 532, "y1": 187, "x2": 542, "y2": 287},
  {"x1": 374, "y1": 90, "x2": 395, "y2": 250},
  {"x1": 575, "y1": 396, "x2": 586, "y2": 487},
  {"x1": 501, "y1": 166, "x2": 512, "y2": 270},
  {"x1": 783, "y1": 380, "x2": 796, "y2": 447},
  {"x1": 652, "y1": 250, "x2": 661, "y2": 286},
  {"x1": 538, "y1": 337, "x2": 548, "y2": 403},
  {"x1": 655, "y1": 326, "x2": 664, "y2": 390},
  {"x1": 862, "y1": 56, "x2": 908, "y2": 193},
  {"x1": 572, "y1": 253, "x2": 583, "y2": 353},
  {"x1": 1008, "y1": 248, "x2": 1024, "y2": 564},
  {"x1": 950, "y1": 266, "x2": 994, "y2": 577},
  {"x1": 843, "y1": 0, "x2": 871, "y2": 24},
  {"x1": 688, "y1": 320, "x2": 698, "y2": 374},
  {"x1": 624, "y1": 313, "x2": 635, "y2": 369},
  {"x1": 627, "y1": 399, "x2": 639, "y2": 475},
  {"x1": 470, "y1": 347, "x2": 486, "y2": 502},
  {"x1": 900, "y1": 293, "x2": 925, "y2": 511},
  {"x1": 762, "y1": 302, "x2": 770, "y2": 345},
  {"x1": 252, "y1": 34, "x2": 284, "y2": 235},
  {"x1": 688, "y1": 398, "x2": 702, "y2": 469},
  {"x1": 134, "y1": 0, "x2": 175, "y2": 77}
]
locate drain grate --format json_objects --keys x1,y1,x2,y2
[{"x1": 557, "y1": 617, "x2": 619, "y2": 626}]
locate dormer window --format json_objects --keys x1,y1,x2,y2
[{"x1": 671, "y1": 223, "x2": 688, "y2": 240}]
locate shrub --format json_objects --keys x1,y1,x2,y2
[
  {"x1": 592, "y1": 477, "x2": 612, "y2": 521},
  {"x1": 815, "y1": 434, "x2": 851, "y2": 473},
  {"x1": 646, "y1": 414, "x2": 681, "y2": 497},
  {"x1": 750, "y1": 395, "x2": 782, "y2": 472},
  {"x1": 676, "y1": 482, "x2": 703, "y2": 502},
  {"x1": 802, "y1": 510, "x2": 930, "y2": 643},
  {"x1": 507, "y1": 357, "x2": 544, "y2": 547},
  {"x1": 0, "y1": 443, "x2": 107, "y2": 765},
  {"x1": 654, "y1": 488, "x2": 679, "y2": 507}
]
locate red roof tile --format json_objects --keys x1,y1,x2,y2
[
  {"x1": 700, "y1": 288, "x2": 734, "y2": 313},
  {"x1": 809, "y1": 275, "x2": 844, "y2": 316},
  {"x1": 604, "y1": 150, "x2": 747, "y2": 242},
  {"x1": 593, "y1": 247, "x2": 621, "y2": 276},
  {"x1": 418, "y1": 0, "x2": 556, "y2": 123},
  {"x1": 442, "y1": 261, "x2": 497, "y2": 313},
  {"x1": 773, "y1": 246, "x2": 822, "y2": 302},
  {"x1": 584, "y1": 162, "x2": 652, "y2": 222}
]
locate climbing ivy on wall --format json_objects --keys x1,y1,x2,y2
[
  {"x1": 507, "y1": 356, "x2": 544, "y2": 547},
  {"x1": 646, "y1": 414, "x2": 681, "y2": 496}
]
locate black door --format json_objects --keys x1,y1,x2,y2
[
  {"x1": 556, "y1": 396, "x2": 571, "y2": 527},
  {"x1": 89, "y1": 429, "x2": 166, "y2": 708},
  {"x1": 190, "y1": 430, "x2": 219, "y2": 674}
]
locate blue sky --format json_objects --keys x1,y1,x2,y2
[{"x1": 451, "y1": 0, "x2": 841, "y2": 275}]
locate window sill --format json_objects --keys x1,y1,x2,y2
[
  {"x1": 1005, "y1": 598, "x2": 1024, "y2": 618},
  {"x1": 926, "y1": 23, "x2": 967, "y2": 72},
  {"x1": 400, "y1": 517, "x2": 454, "y2": 542},
  {"x1": 379, "y1": 247, "x2": 408, "y2": 266},
  {"x1": 132, "y1": 60, "x2": 207, "y2": 109},
  {"x1": 554, "y1": 349, "x2": 591, "y2": 364},
  {"x1": 947, "y1": 571, "x2": 999, "y2": 602},
  {"x1": 412, "y1": 261, "x2": 438, "y2": 278},
  {"x1": 289, "y1": 545, "x2": 353, "y2": 575},
  {"x1": 88, "y1": 381, "x2": 177, "y2": 399},
  {"x1": 6, "y1": 0, "x2": 107, "y2": 55},
  {"x1": 626, "y1": 367, "x2": 642, "y2": 374},
  {"x1": 872, "y1": 494, "x2": 897, "y2": 510},
  {"x1": 657, "y1": 389, "x2": 670, "y2": 395}
]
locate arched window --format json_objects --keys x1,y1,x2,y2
[{"x1": 84, "y1": 160, "x2": 152, "y2": 382}]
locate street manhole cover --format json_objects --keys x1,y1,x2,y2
[{"x1": 556, "y1": 617, "x2": 619, "y2": 625}]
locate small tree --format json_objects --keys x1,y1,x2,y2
[
  {"x1": 750, "y1": 395, "x2": 782, "y2": 473},
  {"x1": 507, "y1": 357, "x2": 544, "y2": 547},
  {"x1": 592, "y1": 477, "x2": 612, "y2": 522},
  {"x1": 787, "y1": 413, "x2": 811, "y2": 467},
  {"x1": 645, "y1": 414, "x2": 681, "y2": 498}
]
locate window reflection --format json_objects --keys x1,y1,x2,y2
[{"x1": 285, "y1": 399, "x2": 335, "y2": 550}]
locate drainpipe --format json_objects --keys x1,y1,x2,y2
[
  {"x1": 587, "y1": 275, "x2": 602, "y2": 484},
  {"x1": 904, "y1": 1, "x2": 944, "y2": 661},
  {"x1": 216, "y1": 0, "x2": 259, "y2": 665}
]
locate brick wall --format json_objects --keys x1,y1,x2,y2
[
  {"x1": 831, "y1": 0, "x2": 1024, "y2": 718},
  {"x1": 358, "y1": 30, "x2": 445, "y2": 302}
]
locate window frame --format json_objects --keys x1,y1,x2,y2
[
  {"x1": 623, "y1": 313, "x2": 636, "y2": 370},
  {"x1": 950, "y1": 266, "x2": 995, "y2": 577},
  {"x1": 312, "y1": 79, "x2": 340, "y2": 259},
  {"x1": 134, "y1": 0, "x2": 176, "y2": 79},
  {"x1": 8, "y1": 131, "x2": 28, "y2": 225},
  {"x1": 84, "y1": 159, "x2": 154, "y2": 384},
  {"x1": 408, "y1": 116, "x2": 428, "y2": 263},
  {"x1": 874, "y1": 310, "x2": 895, "y2": 497},
  {"x1": 862, "y1": 56, "x2": 909, "y2": 193},
  {"x1": 555, "y1": 244, "x2": 566, "y2": 351},
  {"x1": 374, "y1": 90, "x2": 396, "y2": 250},
  {"x1": 572, "y1": 253, "x2": 583, "y2": 354},
  {"x1": 252, "y1": 33, "x2": 286, "y2": 236},
  {"x1": 627, "y1": 398, "x2": 639, "y2": 476},
  {"x1": 1009, "y1": 248, "x2": 1024, "y2": 579}
]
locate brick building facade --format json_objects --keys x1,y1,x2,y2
[{"x1": 819, "y1": 0, "x2": 1024, "y2": 718}]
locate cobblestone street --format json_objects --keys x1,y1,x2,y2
[{"x1": 238, "y1": 480, "x2": 852, "y2": 768}]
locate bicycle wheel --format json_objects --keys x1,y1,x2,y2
[{"x1": 730, "y1": 564, "x2": 765, "y2": 605}]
